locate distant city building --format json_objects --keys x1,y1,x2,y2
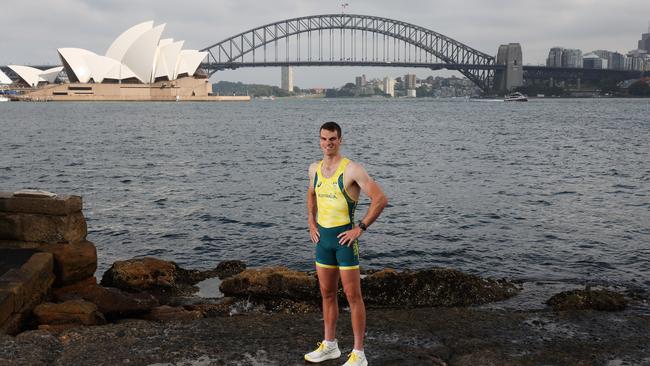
[
  {"x1": 610, "y1": 52, "x2": 626, "y2": 70},
  {"x1": 561, "y1": 49, "x2": 583, "y2": 68},
  {"x1": 583, "y1": 53, "x2": 608, "y2": 69},
  {"x1": 383, "y1": 77, "x2": 395, "y2": 97},
  {"x1": 281, "y1": 66, "x2": 293, "y2": 92},
  {"x1": 547, "y1": 47, "x2": 564, "y2": 67},
  {"x1": 626, "y1": 49, "x2": 649, "y2": 71},
  {"x1": 406, "y1": 89, "x2": 417, "y2": 98},
  {"x1": 638, "y1": 27, "x2": 650, "y2": 52},
  {"x1": 404, "y1": 74, "x2": 417, "y2": 90},
  {"x1": 354, "y1": 74, "x2": 366, "y2": 87}
]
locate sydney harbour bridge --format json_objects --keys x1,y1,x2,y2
[
  {"x1": 199, "y1": 14, "x2": 644, "y2": 93},
  {"x1": 3, "y1": 14, "x2": 645, "y2": 94}
]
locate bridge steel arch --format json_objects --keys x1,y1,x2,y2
[{"x1": 201, "y1": 14, "x2": 497, "y2": 92}]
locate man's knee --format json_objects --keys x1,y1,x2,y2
[
  {"x1": 343, "y1": 286, "x2": 363, "y2": 303},
  {"x1": 320, "y1": 285, "x2": 338, "y2": 300}
]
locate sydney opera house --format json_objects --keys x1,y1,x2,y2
[{"x1": 4, "y1": 21, "x2": 245, "y2": 101}]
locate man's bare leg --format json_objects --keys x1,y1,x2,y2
[
  {"x1": 317, "y1": 266, "x2": 340, "y2": 341},
  {"x1": 340, "y1": 268, "x2": 365, "y2": 350}
]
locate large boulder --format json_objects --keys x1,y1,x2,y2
[
  {"x1": 0, "y1": 211, "x2": 87, "y2": 244},
  {"x1": 361, "y1": 268, "x2": 519, "y2": 307},
  {"x1": 546, "y1": 288, "x2": 627, "y2": 311},
  {"x1": 39, "y1": 241, "x2": 97, "y2": 286},
  {"x1": 220, "y1": 267, "x2": 319, "y2": 301},
  {"x1": 53, "y1": 279, "x2": 159, "y2": 318},
  {"x1": 33, "y1": 300, "x2": 106, "y2": 326},
  {"x1": 101, "y1": 257, "x2": 182, "y2": 292},
  {"x1": 215, "y1": 260, "x2": 246, "y2": 279}
]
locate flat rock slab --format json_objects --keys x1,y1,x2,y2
[
  {"x1": 0, "y1": 212, "x2": 87, "y2": 243},
  {"x1": 0, "y1": 192, "x2": 82, "y2": 216},
  {"x1": 1, "y1": 307, "x2": 648, "y2": 365}
]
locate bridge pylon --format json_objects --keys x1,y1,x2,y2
[{"x1": 494, "y1": 43, "x2": 523, "y2": 94}]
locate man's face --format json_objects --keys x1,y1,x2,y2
[{"x1": 319, "y1": 129, "x2": 341, "y2": 157}]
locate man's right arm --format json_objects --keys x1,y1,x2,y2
[{"x1": 307, "y1": 163, "x2": 320, "y2": 243}]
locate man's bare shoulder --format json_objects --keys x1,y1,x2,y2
[
  {"x1": 308, "y1": 162, "x2": 319, "y2": 177},
  {"x1": 344, "y1": 160, "x2": 369, "y2": 180}
]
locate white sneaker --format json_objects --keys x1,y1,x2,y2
[
  {"x1": 304, "y1": 340, "x2": 342, "y2": 363},
  {"x1": 342, "y1": 350, "x2": 368, "y2": 366}
]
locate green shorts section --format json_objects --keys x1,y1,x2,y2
[{"x1": 315, "y1": 223, "x2": 360, "y2": 270}]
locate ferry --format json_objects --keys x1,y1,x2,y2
[
  {"x1": 504, "y1": 92, "x2": 528, "y2": 102},
  {"x1": 0, "y1": 96, "x2": 9, "y2": 102}
]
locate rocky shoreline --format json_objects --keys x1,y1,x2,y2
[{"x1": 0, "y1": 257, "x2": 647, "y2": 365}]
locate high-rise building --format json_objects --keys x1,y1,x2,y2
[
  {"x1": 561, "y1": 49, "x2": 583, "y2": 68},
  {"x1": 383, "y1": 77, "x2": 395, "y2": 97},
  {"x1": 626, "y1": 49, "x2": 649, "y2": 71},
  {"x1": 547, "y1": 47, "x2": 564, "y2": 67},
  {"x1": 583, "y1": 53, "x2": 608, "y2": 69},
  {"x1": 610, "y1": 52, "x2": 626, "y2": 70},
  {"x1": 638, "y1": 23, "x2": 650, "y2": 52},
  {"x1": 404, "y1": 74, "x2": 417, "y2": 90},
  {"x1": 281, "y1": 66, "x2": 293, "y2": 92}
]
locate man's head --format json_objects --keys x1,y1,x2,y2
[
  {"x1": 320, "y1": 121, "x2": 342, "y2": 138},
  {"x1": 319, "y1": 121, "x2": 342, "y2": 157}
]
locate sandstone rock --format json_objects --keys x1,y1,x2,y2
[
  {"x1": 53, "y1": 282, "x2": 159, "y2": 318},
  {"x1": 0, "y1": 193, "x2": 82, "y2": 216},
  {"x1": 546, "y1": 288, "x2": 628, "y2": 311},
  {"x1": 215, "y1": 260, "x2": 246, "y2": 279},
  {"x1": 219, "y1": 267, "x2": 318, "y2": 301},
  {"x1": 33, "y1": 300, "x2": 106, "y2": 326},
  {"x1": 101, "y1": 257, "x2": 180, "y2": 292},
  {"x1": 39, "y1": 241, "x2": 97, "y2": 286},
  {"x1": 361, "y1": 268, "x2": 519, "y2": 307},
  {"x1": 143, "y1": 305, "x2": 203, "y2": 322},
  {"x1": 0, "y1": 212, "x2": 87, "y2": 243}
]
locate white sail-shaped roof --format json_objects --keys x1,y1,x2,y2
[
  {"x1": 121, "y1": 24, "x2": 165, "y2": 83},
  {"x1": 8, "y1": 65, "x2": 45, "y2": 86},
  {"x1": 40, "y1": 67, "x2": 63, "y2": 83},
  {"x1": 175, "y1": 50, "x2": 207, "y2": 77},
  {"x1": 59, "y1": 48, "x2": 137, "y2": 83},
  {"x1": 58, "y1": 48, "x2": 97, "y2": 83},
  {"x1": 105, "y1": 21, "x2": 154, "y2": 61},
  {"x1": 155, "y1": 40, "x2": 184, "y2": 81},
  {"x1": 0, "y1": 69, "x2": 12, "y2": 84}
]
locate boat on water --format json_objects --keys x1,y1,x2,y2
[
  {"x1": 504, "y1": 92, "x2": 528, "y2": 102},
  {"x1": 0, "y1": 96, "x2": 9, "y2": 102}
]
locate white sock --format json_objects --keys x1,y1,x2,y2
[
  {"x1": 324, "y1": 339, "x2": 337, "y2": 347},
  {"x1": 353, "y1": 349, "x2": 365, "y2": 356}
]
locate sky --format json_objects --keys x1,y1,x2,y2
[{"x1": 2, "y1": 0, "x2": 649, "y2": 88}]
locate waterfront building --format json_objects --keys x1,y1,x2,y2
[
  {"x1": 561, "y1": 49, "x2": 583, "y2": 68},
  {"x1": 547, "y1": 47, "x2": 564, "y2": 67},
  {"x1": 583, "y1": 53, "x2": 608, "y2": 69},
  {"x1": 406, "y1": 89, "x2": 417, "y2": 98},
  {"x1": 610, "y1": 52, "x2": 626, "y2": 70},
  {"x1": 404, "y1": 74, "x2": 417, "y2": 90},
  {"x1": 383, "y1": 77, "x2": 395, "y2": 97},
  {"x1": 354, "y1": 74, "x2": 367, "y2": 87},
  {"x1": 6, "y1": 21, "x2": 207, "y2": 87},
  {"x1": 281, "y1": 66, "x2": 293, "y2": 92},
  {"x1": 626, "y1": 49, "x2": 649, "y2": 71}
]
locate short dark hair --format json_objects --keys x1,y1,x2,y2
[{"x1": 320, "y1": 121, "x2": 342, "y2": 138}]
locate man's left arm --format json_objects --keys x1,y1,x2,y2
[{"x1": 337, "y1": 163, "x2": 388, "y2": 246}]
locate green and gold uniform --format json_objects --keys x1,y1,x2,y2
[{"x1": 314, "y1": 157, "x2": 359, "y2": 270}]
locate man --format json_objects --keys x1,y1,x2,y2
[{"x1": 304, "y1": 122, "x2": 388, "y2": 366}]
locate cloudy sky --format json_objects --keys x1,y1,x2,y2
[{"x1": 2, "y1": 0, "x2": 648, "y2": 87}]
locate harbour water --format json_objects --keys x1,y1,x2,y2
[{"x1": 1, "y1": 98, "x2": 648, "y2": 294}]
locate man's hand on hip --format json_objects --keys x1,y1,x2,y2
[{"x1": 337, "y1": 226, "x2": 363, "y2": 246}]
